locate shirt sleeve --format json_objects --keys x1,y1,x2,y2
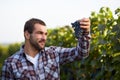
[
  {"x1": 55, "y1": 32, "x2": 91, "y2": 65},
  {"x1": 1, "y1": 60, "x2": 14, "y2": 80}
]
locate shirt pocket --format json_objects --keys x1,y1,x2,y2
[
  {"x1": 44, "y1": 59, "x2": 59, "y2": 78},
  {"x1": 13, "y1": 67, "x2": 30, "y2": 80},
  {"x1": 46, "y1": 59, "x2": 58, "y2": 70}
]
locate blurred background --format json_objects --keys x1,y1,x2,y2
[{"x1": 0, "y1": 0, "x2": 120, "y2": 79}]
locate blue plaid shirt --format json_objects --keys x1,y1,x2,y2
[{"x1": 1, "y1": 33, "x2": 91, "y2": 80}]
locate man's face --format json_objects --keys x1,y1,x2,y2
[{"x1": 29, "y1": 23, "x2": 47, "y2": 50}]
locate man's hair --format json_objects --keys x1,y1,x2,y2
[{"x1": 24, "y1": 18, "x2": 46, "y2": 33}]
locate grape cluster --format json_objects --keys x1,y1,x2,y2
[{"x1": 71, "y1": 21, "x2": 83, "y2": 38}]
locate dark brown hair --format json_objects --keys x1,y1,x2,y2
[{"x1": 24, "y1": 18, "x2": 46, "y2": 34}]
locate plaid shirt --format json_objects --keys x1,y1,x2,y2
[{"x1": 1, "y1": 33, "x2": 91, "y2": 80}]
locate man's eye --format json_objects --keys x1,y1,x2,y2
[
  {"x1": 36, "y1": 32, "x2": 43, "y2": 34},
  {"x1": 45, "y1": 33, "x2": 48, "y2": 35}
]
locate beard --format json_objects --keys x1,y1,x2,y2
[{"x1": 29, "y1": 35, "x2": 45, "y2": 51}]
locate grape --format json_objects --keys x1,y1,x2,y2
[{"x1": 71, "y1": 21, "x2": 83, "y2": 38}]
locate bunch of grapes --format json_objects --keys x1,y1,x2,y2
[{"x1": 71, "y1": 21, "x2": 83, "y2": 38}]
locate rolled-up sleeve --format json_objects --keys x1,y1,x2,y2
[{"x1": 55, "y1": 33, "x2": 91, "y2": 65}]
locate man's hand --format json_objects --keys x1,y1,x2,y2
[
  {"x1": 71, "y1": 18, "x2": 90, "y2": 38},
  {"x1": 79, "y1": 18, "x2": 90, "y2": 32}
]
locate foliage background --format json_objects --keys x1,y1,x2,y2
[{"x1": 0, "y1": 7, "x2": 120, "y2": 80}]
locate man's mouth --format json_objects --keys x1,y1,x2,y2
[
  {"x1": 39, "y1": 40, "x2": 45, "y2": 43},
  {"x1": 38, "y1": 40, "x2": 46, "y2": 45}
]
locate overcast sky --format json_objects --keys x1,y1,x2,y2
[{"x1": 0, "y1": 0, "x2": 120, "y2": 43}]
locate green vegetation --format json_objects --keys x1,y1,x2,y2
[{"x1": 0, "y1": 7, "x2": 120, "y2": 80}]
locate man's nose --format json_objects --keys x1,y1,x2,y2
[{"x1": 42, "y1": 34, "x2": 47, "y2": 40}]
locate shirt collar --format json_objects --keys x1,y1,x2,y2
[{"x1": 19, "y1": 44, "x2": 45, "y2": 61}]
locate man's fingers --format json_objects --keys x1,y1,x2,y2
[
  {"x1": 80, "y1": 22, "x2": 90, "y2": 26},
  {"x1": 78, "y1": 18, "x2": 90, "y2": 25},
  {"x1": 78, "y1": 18, "x2": 90, "y2": 32},
  {"x1": 80, "y1": 18, "x2": 90, "y2": 22}
]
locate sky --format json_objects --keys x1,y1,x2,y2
[{"x1": 0, "y1": 0, "x2": 120, "y2": 43}]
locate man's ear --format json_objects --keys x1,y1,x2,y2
[{"x1": 24, "y1": 31, "x2": 30, "y2": 39}]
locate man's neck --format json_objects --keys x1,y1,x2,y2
[{"x1": 24, "y1": 43, "x2": 39, "y2": 58}]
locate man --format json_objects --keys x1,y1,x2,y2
[{"x1": 1, "y1": 18, "x2": 91, "y2": 80}]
